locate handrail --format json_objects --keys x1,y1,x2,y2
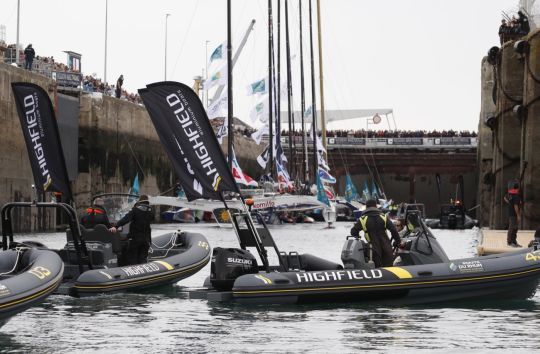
[{"x1": 1, "y1": 201, "x2": 92, "y2": 274}]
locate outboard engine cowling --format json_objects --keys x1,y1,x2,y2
[
  {"x1": 341, "y1": 237, "x2": 374, "y2": 269},
  {"x1": 210, "y1": 248, "x2": 258, "y2": 291}
]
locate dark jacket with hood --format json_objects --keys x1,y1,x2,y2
[{"x1": 116, "y1": 201, "x2": 154, "y2": 242}]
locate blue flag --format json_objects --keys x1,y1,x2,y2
[
  {"x1": 345, "y1": 174, "x2": 359, "y2": 202},
  {"x1": 362, "y1": 181, "x2": 371, "y2": 201},
  {"x1": 371, "y1": 181, "x2": 379, "y2": 200},
  {"x1": 132, "y1": 173, "x2": 140, "y2": 196},
  {"x1": 317, "y1": 174, "x2": 330, "y2": 206}
]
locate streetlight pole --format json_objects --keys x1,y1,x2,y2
[
  {"x1": 164, "y1": 13, "x2": 171, "y2": 81},
  {"x1": 104, "y1": 0, "x2": 108, "y2": 85},
  {"x1": 205, "y1": 40, "x2": 209, "y2": 109},
  {"x1": 15, "y1": 0, "x2": 20, "y2": 66}
]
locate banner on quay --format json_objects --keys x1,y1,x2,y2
[{"x1": 11, "y1": 82, "x2": 73, "y2": 201}]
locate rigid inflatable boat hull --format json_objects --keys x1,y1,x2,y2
[
  {"x1": 232, "y1": 249, "x2": 540, "y2": 305},
  {"x1": 71, "y1": 232, "x2": 211, "y2": 297},
  {"x1": 0, "y1": 249, "x2": 64, "y2": 327}
]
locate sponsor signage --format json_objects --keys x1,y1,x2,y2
[
  {"x1": 11, "y1": 83, "x2": 73, "y2": 201},
  {"x1": 0, "y1": 283, "x2": 10, "y2": 297},
  {"x1": 52, "y1": 71, "x2": 82, "y2": 88},
  {"x1": 449, "y1": 260, "x2": 484, "y2": 273},
  {"x1": 296, "y1": 269, "x2": 383, "y2": 283},
  {"x1": 139, "y1": 82, "x2": 239, "y2": 201},
  {"x1": 121, "y1": 263, "x2": 160, "y2": 277},
  {"x1": 387, "y1": 138, "x2": 423, "y2": 146},
  {"x1": 251, "y1": 200, "x2": 276, "y2": 210}
]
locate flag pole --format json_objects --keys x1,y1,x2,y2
[{"x1": 227, "y1": 0, "x2": 233, "y2": 170}]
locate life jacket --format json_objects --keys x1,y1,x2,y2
[
  {"x1": 359, "y1": 214, "x2": 387, "y2": 242},
  {"x1": 86, "y1": 207, "x2": 104, "y2": 215},
  {"x1": 508, "y1": 188, "x2": 519, "y2": 195}
]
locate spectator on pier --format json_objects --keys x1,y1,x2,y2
[
  {"x1": 504, "y1": 182, "x2": 522, "y2": 247},
  {"x1": 517, "y1": 11, "x2": 530, "y2": 35},
  {"x1": 116, "y1": 74, "x2": 124, "y2": 99},
  {"x1": 24, "y1": 44, "x2": 35, "y2": 71}
]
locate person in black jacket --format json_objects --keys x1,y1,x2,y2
[
  {"x1": 351, "y1": 199, "x2": 401, "y2": 267},
  {"x1": 80, "y1": 198, "x2": 112, "y2": 229},
  {"x1": 109, "y1": 195, "x2": 154, "y2": 265},
  {"x1": 24, "y1": 44, "x2": 35, "y2": 70}
]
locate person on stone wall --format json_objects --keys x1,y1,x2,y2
[
  {"x1": 504, "y1": 182, "x2": 522, "y2": 247},
  {"x1": 24, "y1": 44, "x2": 35, "y2": 71},
  {"x1": 116, "y1": 74, "x2": 124, "y2": 98}
]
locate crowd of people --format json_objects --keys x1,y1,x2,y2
[
  {"x1": 83, "y1": 74, "x2": 143, "y2": 105},
  {"x1": 499, "y1": 11, "x2": 530, "y2": 44},
  {"x1": 3, "y1": 42, "x2": 143, "y2": 105},
  {"x1": 281, "y1": 129, "x2": 477, "y2": 139}
]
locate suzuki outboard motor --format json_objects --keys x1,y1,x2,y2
[
  {"x1": 341, "y1": 236, "x2": 374, "y2": 269},
  {"x1": 210, "y1": 248, "x2": 258, "y2": 291}
]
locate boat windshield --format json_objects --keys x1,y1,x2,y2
[{"x1": 92, "y1": 194, "x2": 139, "y2": 223}]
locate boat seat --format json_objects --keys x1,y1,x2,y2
[
  {"x1": 67, "y1": 224, "x2": 123, "y2": 254},
  {"x1": 287, "y1": 251, "x2": 302, "y2": 271},
  {"x1": 57, "y1": 248, "x2": 106, "y2": 266}
]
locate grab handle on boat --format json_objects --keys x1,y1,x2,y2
[{"x1": 418, "y1": 271, "x2": 432, "y2": 276}]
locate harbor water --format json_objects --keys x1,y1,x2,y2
[{"x1": 1, "y1": 224, "x2": 539, "y2": 353}]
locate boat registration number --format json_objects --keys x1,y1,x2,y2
[{"x1": 525, "y1": 250, "x2": 540, "y2": 262}]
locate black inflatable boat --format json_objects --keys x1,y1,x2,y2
[
  {"x1": 0, "y1": 243, "x2": 64, "y2": 328},
  {"x1": 194, "y1": 209, "x2": 540, "y2": 305},
  {"x1": 1, "y1": 201, "x2": 211, "y2": 298},
  {"x1": 66, "y1": 226, "x2": 211, "y2": 297}
]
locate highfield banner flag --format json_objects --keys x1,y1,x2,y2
[
  {"x1": 11, "y1": 82, "x2": 73, "y2": 201},
  {"x1": 139, "y1": 81, "x2": 239, "y2": 201}
]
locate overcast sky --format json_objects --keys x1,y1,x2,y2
[{"x1": 1, "y1": 0, "x2": 521, "y2": 131}]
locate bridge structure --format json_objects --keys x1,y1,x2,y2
[{"x1": 281, "y1": 136, "x2": 478, "y2": 216}]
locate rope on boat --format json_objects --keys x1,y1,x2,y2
[
  {"x1": 0, "y1": 247, "x2": 27, "y2": 276},
  {"x1": 148, "y1": 231, "x2": 181, "y2": 259}
]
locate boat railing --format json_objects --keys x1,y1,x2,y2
[{"x1": 1, "y1": 201, "x2": 92, "y2": 274}]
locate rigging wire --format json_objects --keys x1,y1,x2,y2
[{"x1": 170, "y1": 1, "x2": 200, "y2": 77}]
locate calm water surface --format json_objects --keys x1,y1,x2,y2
[{"x1": 1, "y1": 223, "x2": 539, "y2": 353}]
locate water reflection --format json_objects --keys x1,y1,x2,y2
[{"x1": 0, "y1": 227, "x2": 539, "y2": 352}]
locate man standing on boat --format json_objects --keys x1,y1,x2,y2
[
  {"x1": 350, "y1": 199, "x2": 401, "y2": 267},
  {"x1": 109, "y1": 195, "x2": 154, "y2": 265},
  {"x1": 504, "y1": 182, "x2": 522, "y2": 247}
]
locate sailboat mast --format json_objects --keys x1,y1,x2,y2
[
  {"x1": 268, "y1": 0, "x2": 274, "y2": 175},
  {"x1": 308, "y1": 0, "x2": 318, "y2": 183},
  {"x1": 299, "y1": 0, "x2": 308, "y2": 183},
  {"x1": 285, "y1": 0, "x2": 294, "y2": 178},
  {"x1": 277, "y1": 0, "x2": 281, "y2": 147},
  {"x1": 227, "y1": 0, "x2": 233, "y2": 169},
  {"x1": 316, "y1": 0, "x2": 327, "y2": 152}
]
